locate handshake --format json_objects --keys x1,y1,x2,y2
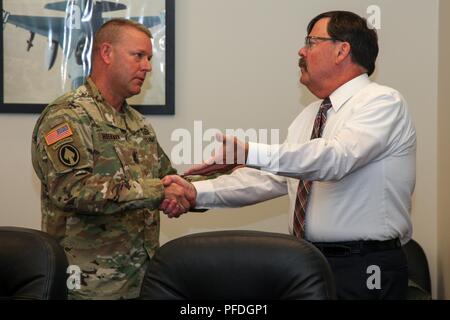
[
  {"x1": 159, "y1": 175, "x2": 197, "y2": 218},
  {"x1": 159, "y1": 133, "x2": 249, "y2": 218}
]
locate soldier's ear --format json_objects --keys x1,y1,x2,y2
[{"x1": 99, "y1": 42, "x2": 113, "y2": 65}]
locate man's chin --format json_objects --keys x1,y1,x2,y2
[
  {"x1": 299, "y1": 74, "x2": 308, "y2": 86},
  {"x1": 130, "y1": 86, "x2": 142, "y2": 96}
]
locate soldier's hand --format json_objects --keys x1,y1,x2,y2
[
  {"x1": 159, "y1": 198, "x2": 185, "y2": 218},
  {"x1": 159, "y1": 175, "x2": 197, "y2": 218}
]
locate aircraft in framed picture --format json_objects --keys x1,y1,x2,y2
[{"x1": 2, "y1": 0, "x2": 164, "y2": 90}]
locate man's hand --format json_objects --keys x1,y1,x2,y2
[
  {"x1": 184, "y1": 132, "x2": 249, "y2": 176},
  {"x1": 159, "y1": 175, "x2": 197, "y2": 218}
]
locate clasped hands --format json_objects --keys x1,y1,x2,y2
[
  {"x1": 159, "y1": 133, "x2": 248, "y2": 218},
  {"x1": 159, "y1": 175, "x2": 197, "y2": 218}
]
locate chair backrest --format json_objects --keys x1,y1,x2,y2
[
  {"x1": 402, "y1": 239, "x2": 431, "y2": 297},
  {"x1": 140, "y1": 230, "x2": 336, "y2": 300},
  {"x1": 0, "y1": 227, "x2": 68, "y2": 300}
]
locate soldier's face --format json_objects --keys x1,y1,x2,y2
[{"x1": 111, "y1": 27, "x2": 153, "y2": 99}]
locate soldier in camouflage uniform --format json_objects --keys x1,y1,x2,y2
[{"x1": 31, "y1": 19, "x2": 194, "y2": 299}]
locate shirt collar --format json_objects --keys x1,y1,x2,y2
[
  {"x1": 85, "y1": 77, "x2": 135, "y2": 131},
  {"x1": 329, "y1": 74, "x2": 371, "y2": 112}
]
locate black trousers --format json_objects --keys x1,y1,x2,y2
[{"x1": 322, "y1": 247, "x2": 408, "y2": 300}]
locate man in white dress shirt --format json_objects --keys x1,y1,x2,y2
[{"x1": 161, "y1": 11, "x2": 416, "y2": 300}]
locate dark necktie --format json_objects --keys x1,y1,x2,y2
[{"x1": 293, "y1": 97, "x2": 332, "y2": 239}]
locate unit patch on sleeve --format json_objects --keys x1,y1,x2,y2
[
  {"x1": 45, "y1": 123, "x2": 73, "y2": 146},
  {"x1": 58, "y1": 144, "x2": 80, "y2": 167}
]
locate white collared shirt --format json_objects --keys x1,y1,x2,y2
[{"x1": 194, "y1": 74, "x2": 416, "y2": 244}]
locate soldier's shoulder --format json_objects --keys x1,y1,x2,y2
[
  {"x1": 34, "y1": 92, "x2": 93, "y2": 139},
  {"x1": 38, "y1": 105, "x2": 80, "y2": 131},
  {"x1": 45, "y1": 85, "x2": 95, "y2": 118},
  {"x1": 50, "y1": 85, "x2": 94, "y2": 110}
]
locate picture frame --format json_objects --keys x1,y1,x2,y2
[{"x1": 1, "y1": 0, "x2": 174, "y2": 114}]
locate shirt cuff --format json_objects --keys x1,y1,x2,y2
[{"x1": 192, "y1": 180, "x2": 216, "y2": 209}]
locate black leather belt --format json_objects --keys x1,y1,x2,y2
[{"x1": 311, "y1": 238, "x2": 401, "y2": 257}]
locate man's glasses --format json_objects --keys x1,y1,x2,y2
[{"x1": 304, "y1": 36, "x2": 341, "y2": 48}]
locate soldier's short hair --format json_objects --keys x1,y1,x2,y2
[{"x1": 92, "y1": 18, "x2": 152, "y2": 57}]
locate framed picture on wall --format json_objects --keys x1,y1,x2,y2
[{"x1": 1, "y1": 0, "x2": 174, "y2": 114}]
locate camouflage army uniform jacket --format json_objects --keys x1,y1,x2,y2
[{"x1": 31, "y1": 78, "x2": 176, "y2": 300}]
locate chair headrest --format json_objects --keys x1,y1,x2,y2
[
  {"x1": 0, "y1": 227, "x2": 68, "y2": 300},
  {"x1": 140, "y1": 230, "x2": 336, "y2": 300}
]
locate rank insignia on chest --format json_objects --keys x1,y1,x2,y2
[{"x1": 45, "y1": 123, "x2": 73, "y2": 146}]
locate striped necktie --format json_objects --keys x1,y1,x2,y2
[{"x1": 293, "y1": 97, "x2": 332, "y2": 239}]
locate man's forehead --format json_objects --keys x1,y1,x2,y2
[
  {"x1": 120, "y1": 26, "x2": 150, "y2": 39},
  {"x1": 116, "y1": 28, "x2": 152, "y2": 47},
  {"x1": 309, "y1": 17, "x2": 331, "y2": 35}
]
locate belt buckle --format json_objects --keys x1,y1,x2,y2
[{"x1": 321, "y1": 244, "x2": 353, "y2": 257}]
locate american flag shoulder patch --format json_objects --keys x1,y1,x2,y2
[{"x1": 45, "y1": 123, "x2": 73, "y2": 146}]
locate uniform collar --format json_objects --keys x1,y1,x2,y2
[
  {"x1": 85, "y1": 77, "x2": 142, "y2": 132},
  {"x1": 329, "y1": 74, "x2": 371, "y2": 112}
]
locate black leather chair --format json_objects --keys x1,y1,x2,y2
[
  {"x1": 0, "y1": 227, "x2": 68, "y2": 300},
  {"x1": 140, "y1": 230, "x2": 336, "y2": 300},
  {"x1": 403, "y1": 239, "x2": 432, "y2": 299}
]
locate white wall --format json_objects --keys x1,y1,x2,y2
[
  {"x1": 438, "y1": 0, "x2": 450, "y2": 300},
  {"x1": 0, "y1": 0, "x2": 442, "y2": 298}
]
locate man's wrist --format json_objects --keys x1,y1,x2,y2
[
  {"x1": 191, "y1": 180, "x2": 215, "y2": 209},
  {"x1": 246, "y1": 142, "x2": 272, "y2": 167}
]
